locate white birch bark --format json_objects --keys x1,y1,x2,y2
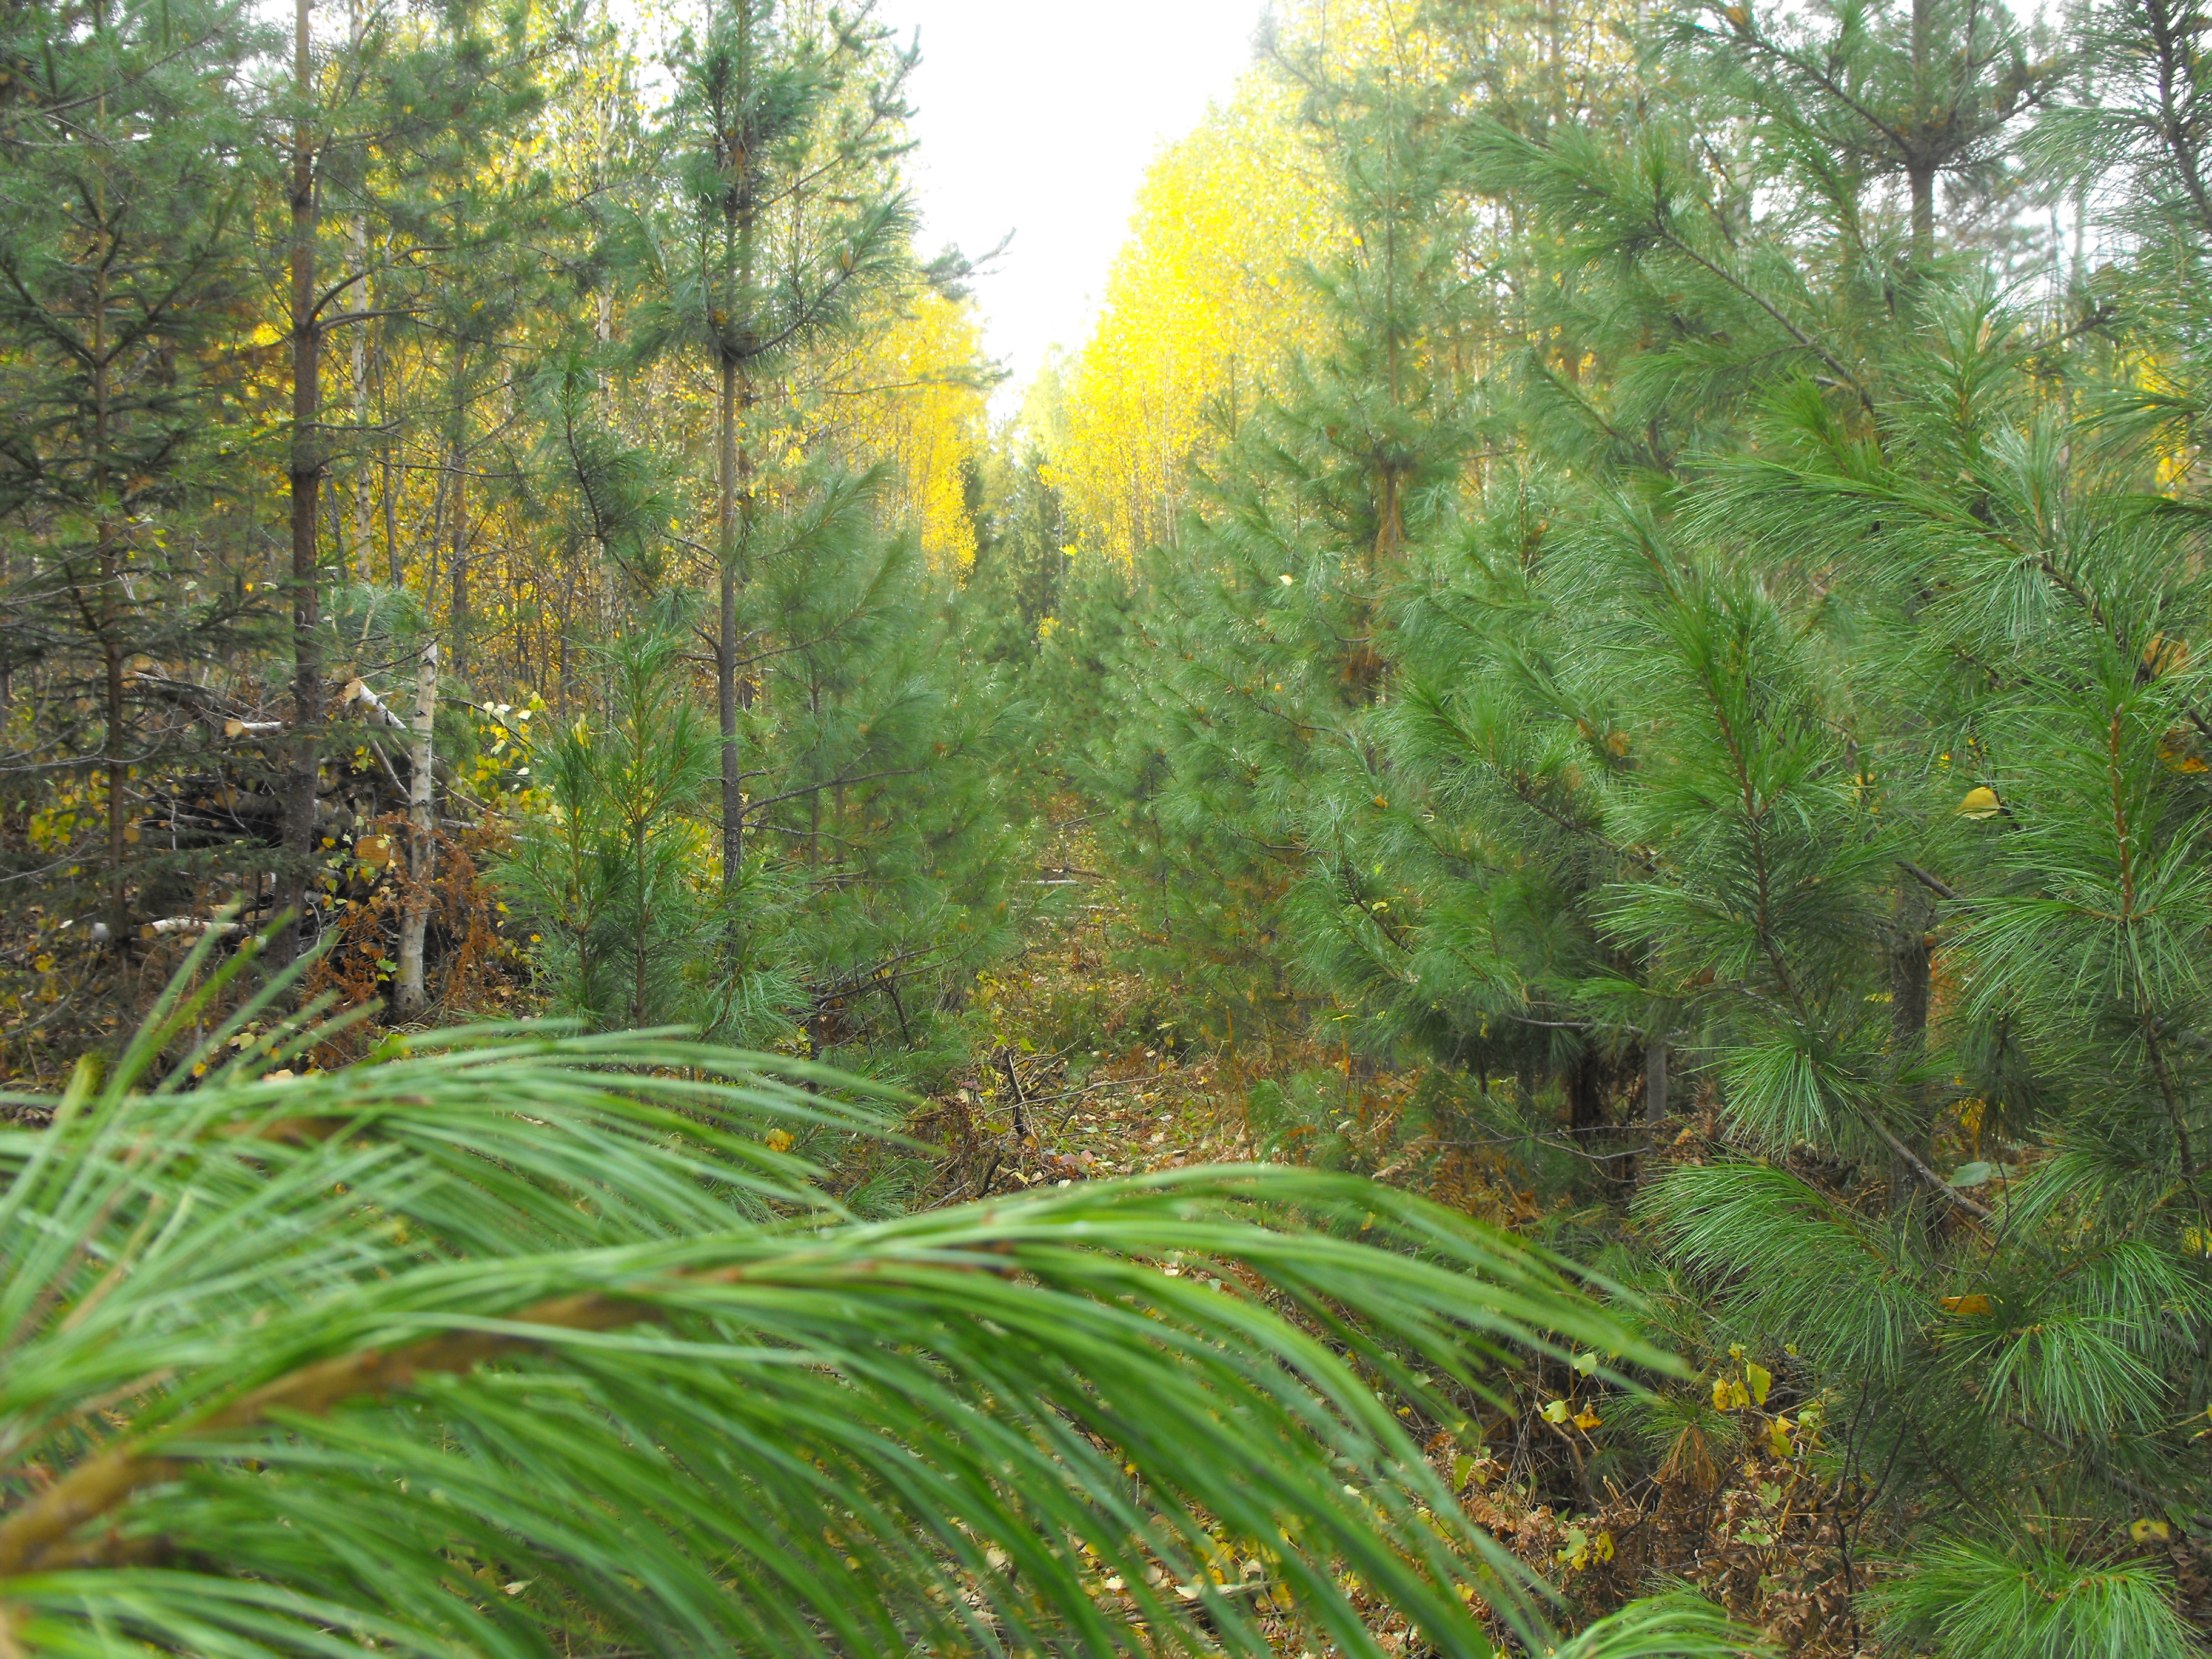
[{"x1": 394, "y1": 638, "x2": 438, "y2": 1016}]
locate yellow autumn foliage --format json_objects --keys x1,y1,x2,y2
[
  {"x1": 1046, "y1": 0, "x2": 1638, "y2": 565},
  {"x1": 812, "y1": 289, "x2": 992, "y2": 573},
  {"x1": 1050, "y1": 76, "x2": 1338, "y2": 564}
]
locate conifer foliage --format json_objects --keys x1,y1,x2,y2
[{"x1": 1030, "y1": 0, "x2": 2212, "y2": 1648}]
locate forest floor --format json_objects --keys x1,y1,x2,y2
[{"x1": 879, "y1": 850, "x2": 1891, "y2": 1657}]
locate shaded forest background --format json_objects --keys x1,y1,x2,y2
[{"x1": 4, "y1": 0, "x2": 2212, "y2": 1650}]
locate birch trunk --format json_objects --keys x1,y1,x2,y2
[{"x1": 394, "y1": 638, "x2": 438, "y2": 1016}]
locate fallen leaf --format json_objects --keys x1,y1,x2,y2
[{"x1": 1957, "y1": 785, "x2": 2001, "y2": 820}]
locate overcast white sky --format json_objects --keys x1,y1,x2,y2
[{"x1": 873, "y1": 0, "x2": 1270, "y2": 409}]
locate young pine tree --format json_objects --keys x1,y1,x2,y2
[
  {"x1": 645, "y1": 0, "x2": 915, "y2": 900},
  {"x1": 1085, "y1": 49, "x2": 1480, "y2": 1050},
  {"x1": 0, "y1": 0, "x2": 263, "y2": 939}
]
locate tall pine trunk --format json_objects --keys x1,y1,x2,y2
[
  {"x1": 714, "y1": 2, "x2": 759, "y2": 904},
  {"x1": 278, "y1": 0, "x2": 322, "y2": 967},
  {"x1": 350, "y1": 218, "x2": 370, "y2": 580},
  {"x1": 92, "y1": 227, "x2": 128, "y2": 939},
  {"x1": 449, "y1": 441, "x2": 468, "y2": 680},
  {"x1": 1889, "y1": 884, "x2": 1935, "y2": 1207},
  {"x1": 1909, "y1": 0, "x2": 1936, "y2": 261},
  {"x1": 718, "y1": 354, "x2": 741, "y2": 893}
]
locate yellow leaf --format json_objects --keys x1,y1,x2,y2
[
  {"x1": 1768, "y1": 1416, "x2": 1795, "y2": 1458},
  {"x1": 1573, "y1": 1407, "x2": 1603, "y2": 1430},
  {"x1": 763, "y1": 1128, "x2": 794, "y2": 1153},
  {"x1": 2142, "y1": 632, "x2": 2190, "y2": 677},
  {"x1": 1540, "y1": 1398, "x2": 1570, "y2": 1424},
  {"x1": 1940, "y1": 1293, "x2": 1992, "y2": 1316},
  {"x1": 1957, "y1": 785, "x2": 2001, "y2": 820},
  {"x1": 2185, "y1": 1227, "x2": 2212, "y2": 1257},
  {"x1": 1745, "y1": 1361, "x2": 1772, "y2": 1406},
  {"x1": 2131, "y1": 1518, "x2": 2172, "y2": 1544},
  {"x1": 2159, "y1": 730, "x2": 2208, "y2": 773}
]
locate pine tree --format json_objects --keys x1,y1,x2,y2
[
  {"x1": 1267, "y1": 0, "x2": 2211, "y2": 1640},
  {"x1": 734, "y1": 467, "x2": 1023, "y2": 1056},
  {"x1": 0, "y1": 0, "x2": 263, "y2": 939},
  {"x1": 646, "y1": 0, "x2": 916, "y2": 900},
  {"x1": 500, "y1": 607, "x2": 770, "y2": 1032},
  {"x1": 1073, "y1": 38, "x2": 1485, "y2": 1053}
]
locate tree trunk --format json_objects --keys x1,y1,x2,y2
[
  {"x1": 1566, "y1": 1048, "x2": 1606, "y2": 1136},
  {"x1": 1638, "y1": 1024, "x2": 1669, "y2": 1184},
  {"x1": 1889, "y1": 885, "x2": 1935, "y2": 1207},
  {"x1": 714, "y1": 1, "x2": 759, "y2": 905},
  {"x1": 393, "y1": 638, "x2": 437, "y2": 1016},
  {"x1": 1908, "y1": 0, "x2": 1935, "y2": 262},
  {"x1": 717, "y1": 354, "x2": 742, "y2": 895},
  {"x1": 448, "y1": 440, "x2": 468, "y2": 680},
  {"x1": 92, "y1": 232, "x2": 129, "y2": 940},
  {"x1": 349, "y1": 217, "x2": 370, "y2": 583},
  {"x1": 276, "y1": 0, "x2": 321, "y2": 968},
  {"x1": 344, "y1": 0, "x2": 368, "y2": 585}
]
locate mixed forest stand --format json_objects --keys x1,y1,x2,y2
[{"x1": 5, "y1": 0, "x2": 2212, "y2": 1651}]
